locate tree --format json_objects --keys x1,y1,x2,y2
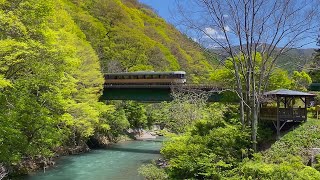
[
  {"x1": 0, "y1": 0, "x2": 110, "y2": 165},
  {"x1": 122, "y1": 101, "x2": 148, "y2": 130},
  {"x1": 168, "y1": 86, "x2": 210, "y2": 133},
  {"x1": 175, "y1": 0, "x2": 320, "y2": 150},
  {"x1": 160, "y1": 105, "x2": 250, "y2": 179},
  {"x1": 101, "y1": 106, "x2": 130, "y2": 141},
  {"x1": 307, "y1": 35, "x2": 320, "y2": 82},
  {"x1": 145, "y1": 102, "x2": 171, "y2": 129},
  {"x1": 291, "y1": 71, "x2": 312, "y2": 91}
]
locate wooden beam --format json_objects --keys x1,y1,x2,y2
[
  {"x1": 300, "y1": 97, "x2": 306, "y2": 104},
  {"x1": 280, "y1": 120, "x2": 288, "y2": 131}
]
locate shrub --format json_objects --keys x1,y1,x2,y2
[{"x1": 138, "y1": 164, "x2": 168, "y2": 180}]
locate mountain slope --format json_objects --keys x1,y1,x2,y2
[
  {"x1": 0, "y1": 0, "x2": 216, "y2": 170},
  {"x1": 61, "y1": 0, "x2": 215, "y2": 83},
  {"x1": 212, "y1": 45, "x2": 314, "y2": 73}
]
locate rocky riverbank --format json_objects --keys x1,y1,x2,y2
[
  {"x1": 2, "y1": 142, "x2": 90, "y2": 179},
  {"x1": 3, "y1": 129, "x2": 160, "y2": 179}
]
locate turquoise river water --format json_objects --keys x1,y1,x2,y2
[{"x1": 22, "y1": 138, "x2": 163, "y2": 180}]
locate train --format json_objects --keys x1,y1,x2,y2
[{"x1": 104, "y1": 71, "x2": 186, "y2": 85}]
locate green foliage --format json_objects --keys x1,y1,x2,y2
[
  {"x1": 263, "y1": 119, "x2": 320, "y2": 164},
  {"x1": 0, "y1": 0, "x2": 217, "y2": 171},
  {"x1": 210, "y1": 52, "x2": 312, "y2": 91},
  {"x1": 291, "y1": 71, "x2": 312, "y2": 91},
  {"x1": 268, "y1": 69, "x2": 292, "y2": 90},
  {"x1": 63, "y1": 0, "x2": 214, "y2": 82},
  {"x1": 306, "y1": 45, "x2": 320, "y2": 82},
  {"x1": 240, "y1": 157, "x2": 320, "y2": 180},
  {"x1": 138, "y1": 164, "x2": 168, "y2": 180},
  {"x1": 160, "y1": 105, "x2": 250, "y2": 179},
  {"x1": 101, "y1": 106, "x2": 130, "y2": 140},
  {"x1": 145, "y1": 102, "x2": 171, "y2": 129},
  {"x1": 122, "y1": 101, "x2": 148, "y2": 129},
  {"x1": 0, "y1": 0, "x2": 111, "y2": 166},
  {"x1": 166, "y1": 91, "x2": 211, "y2": 133},
  {"x1": 313, "y1": 155, "x2": 320, "y2": 172},
  {"x1": 156, "y1": 105, "x2": 320, "y2": 179},
  {"x1": 0, "y1": 75, "x2": 11, "y2": 88}
]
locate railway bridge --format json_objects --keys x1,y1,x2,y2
[{"x1": 101, "y1": 84, "x2": 237, "y2": 102}]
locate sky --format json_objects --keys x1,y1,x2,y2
[
  {"x1": 138, "y1": 0, "x2": 174, "y2": 23},
  {"x1": 138, "y1": 0, "x2": 318, "y2": 49}
]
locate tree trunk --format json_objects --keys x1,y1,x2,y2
[
  {"x1": 251, "y1": 102, "x2": 258, "y2": 152},
  {"x1": 240, "y1": 99, "x2": 245, "y2": 129}
]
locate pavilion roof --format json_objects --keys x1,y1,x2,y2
[{"x1": 263, "y1": 89, "x2": 316, "y2": 97}]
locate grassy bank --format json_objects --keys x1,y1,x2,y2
[{"x1": 239, "y1": 118, "x2": 320, "y2": 179}]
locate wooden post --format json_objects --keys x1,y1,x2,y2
[
  {"x1": 291, "y1": 96, "x2": 294, "y2": 119},
  {"x1": 304, "y1": 96, "x2": 307, "y2": 122},
  {"x1": 276, "y1": 96, "x2": 280, "y2": 139},
  {"x1": 284, "y1": 97, "x2": 287, "y2": 108}
]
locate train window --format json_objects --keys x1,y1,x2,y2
[
  {"x1": 124, "y1": 75, "x2": 129, "y2": 79},
  {"x1": 138, "y1": 75, "x2": 144, "y2": 79},
  {"x1": 146, "y1": 75, "x2": 152, "y2": 79},
  {"x1": 106, "y1": 75, "x2": 109, "y2": 79}
]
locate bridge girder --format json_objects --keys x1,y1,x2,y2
[{"x1": 100, "y1": 85, "x2": 238, "y2": 102}]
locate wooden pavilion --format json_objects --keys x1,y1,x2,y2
[{"x1": 259, "y1": 89, "x2": 316, "y2": 138}]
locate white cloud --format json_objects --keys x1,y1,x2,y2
[
  {"x1": 207, "y1": 43, "x2": 219, "y2": 49},
  {"x1": 192, "y1": 37, "x2": 199, "y2": 43},
  {"x1": 204, "y1": 27, "x2": 225, "y2": 40},
  {"x1": 223, "y1": 14, "x2": 229, "y2": 18},
  {"x1": 224, "y1": 25, "x2": 230, "y2": 32},
  {"x1": 204, "y1": 27, "x2": 217, "y2": 35}
]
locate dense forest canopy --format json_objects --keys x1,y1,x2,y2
[
  {"x1": 1, "y1": 0, "x2": 320, "y2": 179},
  {"x1": 0, "y1": 0, "x2": 216, "y2": 172}
]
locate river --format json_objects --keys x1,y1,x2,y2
[{"x1": 22, "y1": 138, "x2": 163, "y2": 180}]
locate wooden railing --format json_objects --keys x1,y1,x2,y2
[{"x1": 260, "y1": 107, "x2": 307, "y2": 121}]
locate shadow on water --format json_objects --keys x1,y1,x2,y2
[{"x1": 106, "y1": 147, "x2": 160, "y2": 154}]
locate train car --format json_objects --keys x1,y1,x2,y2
[{"x1": 104, "y1": 71, "x2": 186, "y2": 85}]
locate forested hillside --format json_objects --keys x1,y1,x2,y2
[
  {"x1": 0, "y1": 0, "x2": 110, "y2": 167},
  {"x1": 0, "y1": 0, "x2": 216, "y2": 175},
  {"x1": 63, "y1": 0, "x2": 215, "y2": 82},
  {"x1": 212, "y1": 46, "x2": 314, "y2": 73}
]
